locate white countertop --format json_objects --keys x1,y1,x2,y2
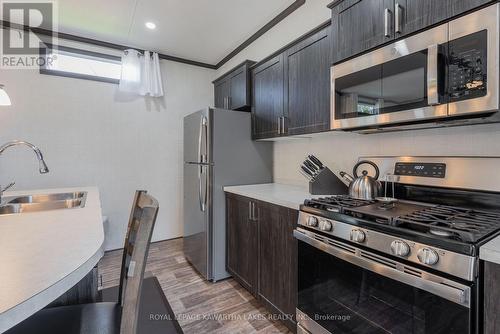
[
  {"x1": 224, "y1": 183, "x2": 332, "y2": 210},
  {"x1": 480, "y1": 235, "x2": 500, "y2": 265},
  {"x1": 0, "y1": 187, "x2": 105, "y2": 332}
]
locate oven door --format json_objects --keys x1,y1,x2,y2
[
  {"x1": 294, "y1": 228, "x2": 474, "y2": 334},
  {"x1": 331, "y1": 24, "x2": 448, "y2": 130}
]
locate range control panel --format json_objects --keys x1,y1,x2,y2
[{"x1": 394, "y1": 162, "x2": 446, "y2": 178}]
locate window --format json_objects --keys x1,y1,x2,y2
[{"x1": 40, "y1": 44, "x2": 121, "y2": 83}]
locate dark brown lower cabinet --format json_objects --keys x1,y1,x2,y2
[
  {"x1": 226, "y1": 193, "x2": 298, "y2": 331},
  {"x1": 226, "y1": 193, "x2": 258, "y2": 294},
  {"x1": 484, "y1": 261, "x2": 500, "y2": 334},
  {"x1": 258, "y1": 201, "x2": 298, "y2": 331}
]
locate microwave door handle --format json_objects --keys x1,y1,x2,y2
[{"x1": 427, "y1": 44, "x2": 439, "y2": 105}]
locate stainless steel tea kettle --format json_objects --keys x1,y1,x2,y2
[{"x1": 340, "y1": 160, "x2": 382, "y2": 200}]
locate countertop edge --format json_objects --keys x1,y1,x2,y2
[
  {"x1": 0, "y1": 243, "x2": 104, "y2": 333},
  {"x1": 480, "y1": 245, "x2": 500, "y2": 265},
  {"x1": 224, "y1": 189, "x2": 301, "y2": 210}
]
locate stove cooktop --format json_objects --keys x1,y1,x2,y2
[{"x1": 302, "y1": 195, "x2": 500, "y2": 246}]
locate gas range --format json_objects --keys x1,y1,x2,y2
[
  {"x1": 301, "y1": 195, "x2": 500, "y2": 251},
  {"x1": 299, "y1": 195, "x2": 500, "y2": 281},
  {"x1": 295, "y1": 157, "x2": 500, "y2": 334}
]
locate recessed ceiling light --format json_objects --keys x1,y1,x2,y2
[{"x1": 145, "y1": 22, "x2": 156, "y2": 30}]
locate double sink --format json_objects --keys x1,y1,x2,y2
[{"x1": 0, "y1": 192, "x2": 87, "y2": 215}]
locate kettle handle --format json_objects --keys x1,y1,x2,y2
[{"x1": 353, "y1": 160, "x2": 380, "y2": 180}]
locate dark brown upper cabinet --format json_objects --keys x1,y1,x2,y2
[
  {"x1": 330, "y1": 0, "x2": 495, "y2": 64},
  {"x1": 449, "y1": 0, "x2": 495, "y2": 17},
  {"x1": 213, "y1": 60, "x2": 255, "y2": 111},
  {"x1": 251, "y1": 23, "x2": 332, "y2": 139},
  {"x1": 331, "y1": 0, "x2": 393, "y2": 64},
  {"x1": 396, "y1": 0, "x2": 449, "y2": 37},
  {"x1": 252, "y1": 55, "x2": 285, "y2": 139},
  {"x1": 284, "y1": 27, "x2": 331, "y2": 135}
]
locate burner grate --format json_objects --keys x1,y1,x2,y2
[
  {"x1": 304, "y1": 195, "x2": 375, "y2": 212},
  {"x1": 394, "y1": 205, "x2": 500, "y2": 242}
]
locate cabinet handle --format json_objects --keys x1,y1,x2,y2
[
  {"x1": 395, "y1": 3, "x2": 402, "y2": 34},
  {"x1": 384, "y1": 8, "x2": 391, "y2": 38},
  {"x1": 228, "y1": 96, "x2": 231, "y2": 109},
  {"x1": 281, "y1": 116, "x2": 286, "y2": 135},
  {"x1": 277, "y1": 116, "x2": 281, "y2": 134},
  {"x1": 248, "y1": 201, "x2": 253, "y2": 220},
  {"x1": 252, "y1": 202, "x2": 257, "y2": 221}
]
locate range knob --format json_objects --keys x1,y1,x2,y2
[
  {"x1": 350, "y1": 229, "x2": 366, "y2": 243},
  {"x1": 417, "y1": 248, "x2": 439, "y2": 265},
  {"x1": 319, "y1": 220, "x2": 333, "y2": 232},
  {"x1": 390, "y1": 240, "x2": 411, "y2": 257},
  {"x1": 307, "y1": 216, "x2": 318, "y2": 227}
]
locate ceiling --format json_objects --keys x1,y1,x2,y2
[{"x1": 46, "y1": 0, "x2": 295, "y2": 65}]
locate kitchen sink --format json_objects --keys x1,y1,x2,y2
[
  {"x1": 0, "y1": 192, "x2": 87, "y2": 215},
  {"x1": 7, "y1": 192, "x2": 86, "y2": 204}
]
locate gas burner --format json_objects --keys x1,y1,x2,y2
[{"x1": 429, "y1": 228, "x2": 454, "y2": 238}]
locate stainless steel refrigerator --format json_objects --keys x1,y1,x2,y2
[{"x1": 183, "y1": 108, "x2": 272, "y2": 281}]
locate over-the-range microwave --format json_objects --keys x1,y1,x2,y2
[{"x1": 331, "y1": 3, "x2": 500, "y2": 133}]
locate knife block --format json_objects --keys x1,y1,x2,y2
[{"x1": 309, "y1": 167, "x2": 348, "y2": 195}]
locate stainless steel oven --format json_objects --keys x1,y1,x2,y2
[
  {"x1": 294, "y1": 228, "x2": 475, "y2": 334},
  {"x1": 331, "y1": 4, "x2": 499, "y2": 131}
]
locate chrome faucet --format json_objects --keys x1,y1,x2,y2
[{"x1": 0, "y1": 140, "x2": 49, "y2": 202}]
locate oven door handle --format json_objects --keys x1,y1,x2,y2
[{"x1": 293, "y1": 229, "x2": 471, "y2": 308}]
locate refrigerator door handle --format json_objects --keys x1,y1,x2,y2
[
  {"x1": 199, "y1": 165, "x2": 208, "y2": 212},
  {"x1": 198, "y1": 116, "x2": 208, "y2": 164}
]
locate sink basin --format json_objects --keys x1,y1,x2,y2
[
  {"x1": 0, "y1": 192, "x2": 87, "y2": 215},
  {"x1": 7, "y1": 192, "x2": 86, "y2": 204}
]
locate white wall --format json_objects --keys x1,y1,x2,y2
[
  {"x1": 0, "y1": 35, "x2": 214, "y2": 250},
  {"x1": 214, "y1": 0, "x2": 500, "y2": 186},
  {"x1": 273, "y1": 124, "x2": 500, "y2": 186}
]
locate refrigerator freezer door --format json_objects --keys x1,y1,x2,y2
[
  {"x1": 183, "y1": 162, "x2": 212, "y2": 279},
  {"x1": 184, "y1": 108, "x2": 211, "y2": 164}
]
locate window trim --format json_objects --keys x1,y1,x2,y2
[{"x1": 39, "y1": 44, "x2": 122, "y2": 84}]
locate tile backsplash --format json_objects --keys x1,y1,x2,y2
[{"x1": 273, "y1": 123, "x2": 500, "y2": 187}]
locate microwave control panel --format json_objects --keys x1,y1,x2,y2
[
  {"x1": 448, "y1": 30, "x2": 487, "y2": 102},
  {"x1": 394, "y1": 162, "x2": 446, "y2": 178}
]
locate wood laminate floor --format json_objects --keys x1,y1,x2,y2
[{"x1": 98, "y1": 238, "x2": 291, "y2": 334}]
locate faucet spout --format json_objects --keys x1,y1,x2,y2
[{"x1": 0, "y1": 140, "x2": 50, "y2": 174}]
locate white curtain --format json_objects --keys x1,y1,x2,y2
[{"x1": 119, "y1": 49, "x2": 164, "y2": 97}]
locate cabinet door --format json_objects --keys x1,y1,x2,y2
[
  {"x1": 229, "y1": 68, "x2": 249, "y2": 110},
  {"x1": 214, "y1": 79, "x2": 229, "y2": 109},
  {"x1": 449, "y1": 0, "x2": 494, "y2": 17},
  {"x1": 226, "y1": 194, "x2": 257, "y2": 294},
  {"x1": 284, "y1": 27, "x2": 331, "y2": 135},
  {"x1": 252, "y1": 55, "x2": 284, "y2": 139},
  {"x1": 484, "y1": 261, "x2": 500, "y2": 333},
  {"x1": 332, "y1": 0, "x2": 394, "y2": 64},
  {"x1": 258, "y1": 202, "x2": 298, "y2": 330},
  {"x1": 396, "y1": 0, "x2": 449, "y2": 37}
]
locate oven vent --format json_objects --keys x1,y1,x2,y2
[
  {"x1": 403, "y1": 266, "x2": 422, "y2": 278},
  {"x1": 359, "y1": 251, "x2": 398, "y2": 269},
  {"x1": 326, "y1": 238, "x2": 356, "y2": 254}
]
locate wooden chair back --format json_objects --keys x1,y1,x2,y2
[{"x1": 118, "y1": 190, "x2": 159, "y2": 334}]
